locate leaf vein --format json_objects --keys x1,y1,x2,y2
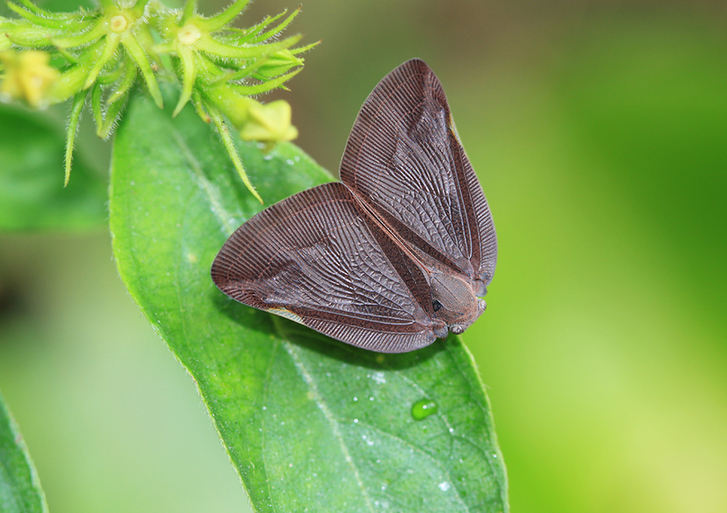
[
  {"x1": 353, "y1": 418, "x2": 470, "y2": 512},
  {"x1": 282, "y1": 342, "x2": 376, "y2": 513},
  {"x1": 169, "y1": 129, "x2": 238, "y2": 236}
]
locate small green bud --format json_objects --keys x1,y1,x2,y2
[
  {"x1": 205, "y1": 83, "x2": 253, "y2": 127},
  {"x1": 0, "y1": 33, "x2": 10, "y2": 52},
  {"x1": 47, "y1": 65, "x2": 90, "y2": 104},
  {"x1": 253, "y1": 49, "x2": 303, "y2": 81},
  {"x1": 1, "y1": 22, "x2": 56, "y2": 47}
]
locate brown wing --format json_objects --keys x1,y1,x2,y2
[
  {"x1": 340, "y1": 59, "x2": 497, "y2": 285},
  {"x1": 211, "y1": 182, "x2": 443, "y2": 353}
]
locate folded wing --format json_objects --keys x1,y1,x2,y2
[
  {"x1": 340, "y1": 59, "x2": 497, "y2": 285},
  {"x1": 211, "y1": 182, "x2": 440, "y2": 353}
]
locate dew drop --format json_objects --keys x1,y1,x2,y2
[
  {"x1": 370, "y1": 371, "x2": 386, "y2": 384},
  {"x1": 438, "y1": 481, "x2": 451, "y2": 492},
  {"x1": 411, "y1": 398, "x2": 438, "y2": 420},
  {"x1": 353, "y1": 396, "x2": 359, "y2": 402}
]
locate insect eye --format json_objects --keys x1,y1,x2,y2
[{"x1": 432, "y1": 300, "x2": 442, "y2": 312}]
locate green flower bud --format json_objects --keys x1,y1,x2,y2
[
  {"x1": 253, "y1": 49, "x2": 303, "y2": 81},
  {"x1": 204, "y1": 83, "x2": 253, "y2": 127}
]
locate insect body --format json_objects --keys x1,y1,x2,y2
[{"x1": 211, "y1": 59, "x2": 497, "y2": 353}]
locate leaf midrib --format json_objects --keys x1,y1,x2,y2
[
  {"x1": 168, "y1": 122, "x2": 379, "y2": 512},
  {"x1": 170, "y1": 129, "x2": 238, "y2": 236}
]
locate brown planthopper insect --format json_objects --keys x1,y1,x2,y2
[{"x1": 211, "y1": 59, "x2": 497, "y2": 353}]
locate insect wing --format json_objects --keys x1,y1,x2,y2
[
  {"x1": 340, "y1": 59, "x2": 497, "y2": 285},
  {"x1": 211, "y1": 182, "x2": 441, "y2": 353}
]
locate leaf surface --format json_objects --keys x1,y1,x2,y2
[
  {"x1": 0, "y1": 393, "x2": 47, "y2": 513},
  {"x1": 110, "y1": 88, "x2": 508, "y2": 513},
  {"x1": 0, "y1": 105, "x2": 106, "y2": 231}
]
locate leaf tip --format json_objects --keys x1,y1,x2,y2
[
  {"x1": 63, "y1": 160, "x2": 71, "y2": 187},
  {"x1": 172, "y1": 99, "x2": 185, "y2": 117}
]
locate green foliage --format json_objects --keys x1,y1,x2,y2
[
  {"x1": 0, "y1": 392, "x2": 47, "y2": 513},
  {"x1": 110, "y1": 87, "x2": 508, "y2": 513},
  {"x1": 0, "y1": 104, "x2": 105, "y2": 231},
  {"x1": 0, "y1": 0, "x2": 313, "y2": 199}
]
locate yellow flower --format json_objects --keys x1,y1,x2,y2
[
  {"x1": 0, "y1": 50, "x2": 59, "y2": 107},
  {"x1": 240, "y1": 100, "x2": 298, "y2": 143}
]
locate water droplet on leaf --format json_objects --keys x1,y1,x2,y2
[
  {"x1": 411, "y1": 398, "x2": 438, "y2": 420},
  {"x1": 370, "y1": 371, "x2": 386, "y2": 384}
]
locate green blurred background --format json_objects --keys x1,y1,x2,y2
[{"x1": 1, "y1": 1, "x2": 726, "y2": 512}]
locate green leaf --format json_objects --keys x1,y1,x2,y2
[
  {"x1": 0, "y1": 105, "x2": 106, "y2": 231},
  {"x1": 0, "y1": 392, "x2": 47, "y2": 513},
  {"x1": 110, "y1": 87, "x2": 508, "y2": 513}
]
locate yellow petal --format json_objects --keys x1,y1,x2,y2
[
  {"x1": 0, "y1": 50, "x2": 59, "y2": 107},
  {"x1": 240, "y1": 99, "x2": 298, "y2": 143}
]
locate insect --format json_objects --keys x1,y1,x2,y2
[{"x1": 211, "y1": 59, "x2": 497, "y2": 353}]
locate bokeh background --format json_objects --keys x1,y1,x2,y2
[{"x1": 1, "y1": 0, "x2": 726, "y2": 512}]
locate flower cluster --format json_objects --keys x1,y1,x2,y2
[{"x1": 0, "y1": 0, "x2": 315, "y2": 201}]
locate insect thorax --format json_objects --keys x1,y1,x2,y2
[{"x1": 429, "y1": 272, "x2": 483, "y2": 334}]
